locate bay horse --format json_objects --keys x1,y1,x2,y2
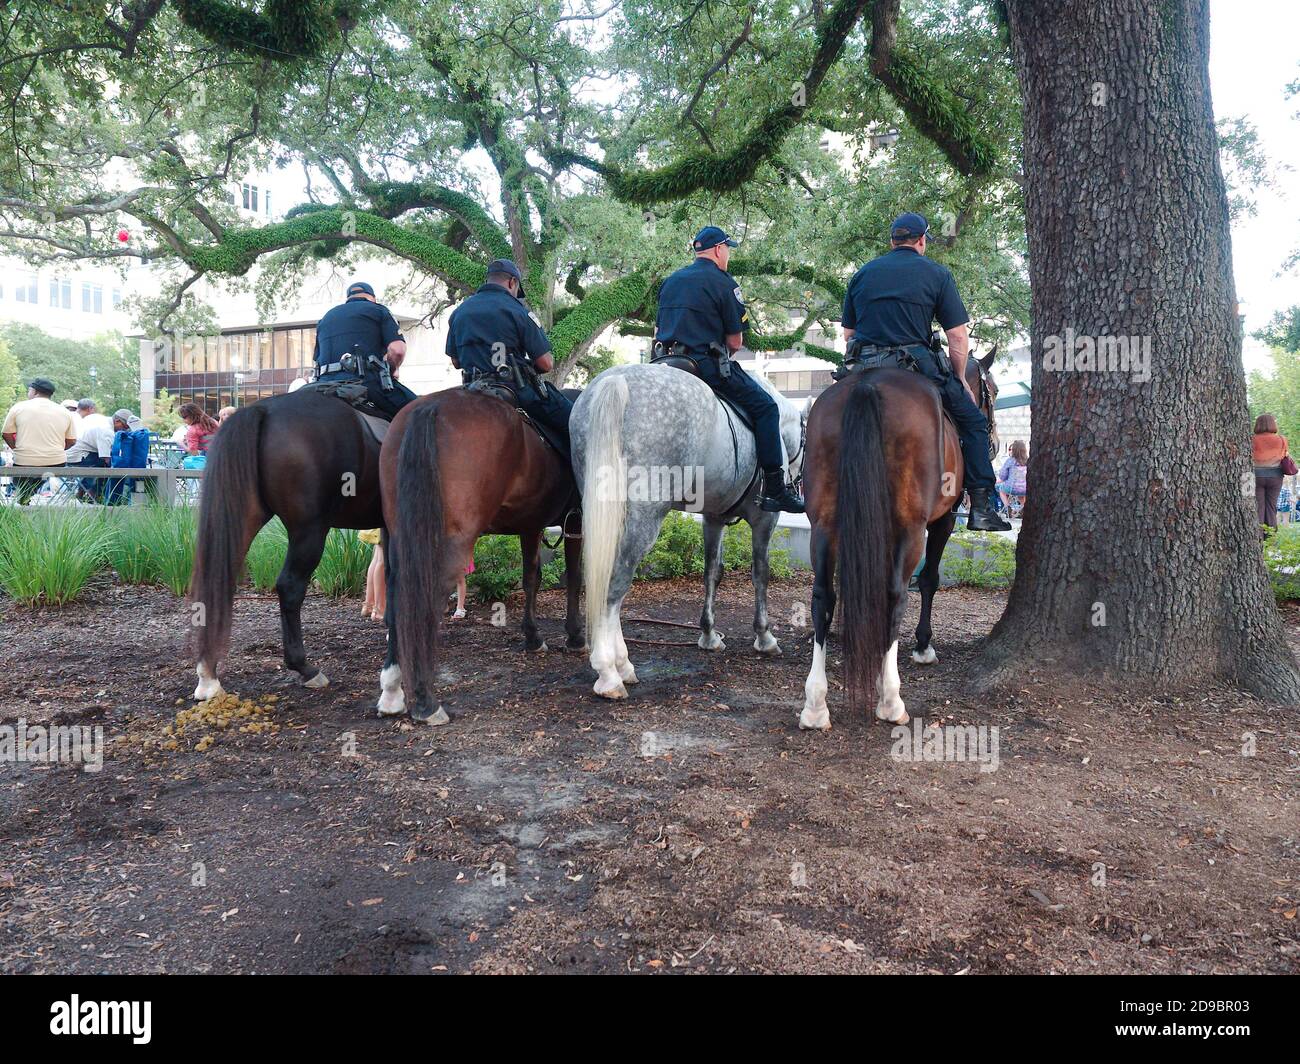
[
  {"x1": 191, "y1": 388, "x2": 384, "y2": 700},
  {"x1": 570, "y1": 363, "x2": 805, "y2": 699},
  {"x1": 377, "y1": 388, "x2": 582, "y2": 724},
  {"x1": 799, "y1": 350, "x2": 997, "y2": 731}
]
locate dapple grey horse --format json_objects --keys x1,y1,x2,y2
[{"x1": 570, "y1": 362, "x2": 805, "y2": 699}]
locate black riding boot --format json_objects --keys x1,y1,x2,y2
[
  {"x1": 967, "y1": 488, "x2": 1012, "y2": 532},
  {"x1": 760, "y1": 469, "x2": 805, "y2": 514}
]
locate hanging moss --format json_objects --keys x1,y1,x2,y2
[
  {"x1": 362, "y1": 180, "x2": 512, "y2": 261},
  {"x1": 549, "y1": 273, "x2": 654, "y2": 362},
  {"x1": 879, "y1": 50, "x2": 998, "y2": 176},
  {"x1": 594, "y1": 0, "x2": 871, "y2": 207},
  {"x1": 172, "y1": 0, "x2": 345, "y2": 61},
  {"x1": 180, "y1": 207, "x2": 485, "y2": 288}
]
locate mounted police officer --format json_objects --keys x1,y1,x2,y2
[
  {"x1": 842, "y1": 213, "x2": 1011, "y2": 532},
  {"x1": 654, "y1": 226, "x2": 804, "y2": 514},
  {"x1": 446, "y1": 258, "x2": 574, "y2": 454},
  {"x1": 312, "y1": 281, "x2": 418, "y2": 418}
]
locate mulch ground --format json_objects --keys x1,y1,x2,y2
[{"x1": 1, "y1": 570, "x2": 1297, "y2": 973}]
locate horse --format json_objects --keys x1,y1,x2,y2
[
  {"x1": 798, "y1": 349, "x2": 998, "y2": 731},
  {"x1": 190, "y1": 388, "x2": 385, "y2": 700},
  {"x1": 376, "y1": 387, "x2": 582, "y2": 724},
  {"x1": 570, "y1": 362, "x2": 806, "y2": 700}
]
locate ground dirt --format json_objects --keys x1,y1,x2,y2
[{"x1": 1, "y1": 572, "x2": 1297, "y2": 973}]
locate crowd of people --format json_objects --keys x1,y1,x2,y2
[{"x1": 0, "y1": 377, "x2": 228, "y2": 505}]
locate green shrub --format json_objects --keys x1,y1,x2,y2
[
  {"x1": 136, "y1": 506, "x2": 198, "y2": 595},
  {"x1": 313, "y1": 527, "x2": 372, "y2": 598},
  {"x1": 465, "y1": 534, "x2": 563, "y2": 604},
  {"x1": 246, "y1": 519, "x2": 288, "y2": 592},
  {"x1": 1263, "y1": 525, "x2": 1300, "y2": 601},
  {"x1": 944, "y1": 530, "x2": 1016, "y2": 589},
  {"x1": 636, "y1": 512, "x2": 794, "y2": 581},
  {"x1": 0, "y1": 508, "x2": 111, "y2": 606},
  {"x1": 104, "y1": 510, "x2": 161, "y2": 585}
]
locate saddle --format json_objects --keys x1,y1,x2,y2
[
  {"x1": 464, "y1": 375, "x2": 569, "y2": 457},
  {"x1": 301, "y1": 380, "x2": 390, "y2": 445},
  {"x1": 649, "y1": 350, "x2": 756, "y2": 434}
]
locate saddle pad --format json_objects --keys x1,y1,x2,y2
[{"x1": 356, "y1": 410, "x2": 390, "y2": 445}]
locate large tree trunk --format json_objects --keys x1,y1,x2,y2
[{"x1": 983, "y1": 0, "x2": 1300, "y2": 701}]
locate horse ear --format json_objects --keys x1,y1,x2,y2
[{"x1": 977, "y1": 344, "x2": 997, "y2": 371}]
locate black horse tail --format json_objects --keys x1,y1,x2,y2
[
  {"x1": 191, "y1": 403, "x2": 268, "y2": 691},
  {"x1": 394, "y1": 400, "x2": 444, "y2": 718},
  {"x1": 837, "y1": 374, "x2": 894, "y2": 709}
]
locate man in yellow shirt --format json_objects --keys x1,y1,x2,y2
[{"x1": 2, "y1": 378, "x2": 77, "y2": 505}]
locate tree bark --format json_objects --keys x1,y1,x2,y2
[{"x1": 983, "y1": 0, "x2": 1300, "y2": 702}]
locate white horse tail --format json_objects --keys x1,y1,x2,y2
[{"x1": 582, "y1": 372, "x2": 629, "y2": 646}]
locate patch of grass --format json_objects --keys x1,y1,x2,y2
[
  {"x1": 137, "y1": 506, "x2": 198, "y2": 595},
  {"x1": 944, "y1": 529, "x2": 1016, "y2": 589},
  {"x1": 104, "y1": 509, "x2": 162, "y2": 585},
  {"x1": 246, "y1": 519, "x2": 288, "y2": 592},
  {"x1": 1263, "y1": 524, "x2": 1300, "y2": 601},
  {"x1": 313, "y1": 527, "x2": 372, "y2": 598},
  {"x1": 0, "y1": 507, "x2": 112, "y2": 606}
]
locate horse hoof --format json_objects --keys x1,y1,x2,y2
[
  {"x1": 911, "y1": 646, "x2": 938, "y2": 665},
  {"x1": 799, "y1": 706, "x2": 831, "y2": 731},
  {"x1": 376, "y1": 692, "x2": 406, "y2": 717},
  {"x1": 566, "y1": 638, "x2": 588, "y2": 652},
  {"x1": 753, "y1": 636, "x2": 782, "y2": 656},
  {"x1": 697, "y1": 631, "x2": 725, "y2": 651},
  {"x1": 875, "y1": 700, "x2": 908, "y2": 724},
  {"x1": 303, "y1": 671, "x2": 329, "y2": 689},
  {"x1": 526, "y1": 641, "x2": 548, "y2": 654},
  {"x1": 411, "y1": 705, "x2": 450, "y2": 726},
  {"x1": 594, "y1": 680, "x2": 628, "y2": 700},
  {"x1": 193, "y1": 680, "x2": 224, "y2": 701}
]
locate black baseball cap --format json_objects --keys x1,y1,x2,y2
[
  {"x1": 486, "y1": 258, "x2": 525, "y2": 298},
  {"x1": 346, "y1": 281, "x2": 376, "y2": 299},
  {"x1": 28, "y1": 377, "x2": 55, "y2": 396},
  {"x1": 890, "y1": 212, "x2": 929, "y2": 240},
  {"x1": 692, "y1": 226, "x2": 738, "y2": 252}
]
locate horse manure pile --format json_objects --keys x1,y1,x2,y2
[{"x1": 158, "y1": 692, "x2": 282, "y2": 752}]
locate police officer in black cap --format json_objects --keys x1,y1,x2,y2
[
  {"x1": 313, "y1": 281, "x2": 418, "y2": 418},
  {"x1": 842, "y1": 213, "x2": 1011, "y2": 532},
  {"x1": 654, "y1": 226, "x2": 804, "y2": 513},
  {"x1": 446, "y1": 258, "x2": 574, "y2": 452}
]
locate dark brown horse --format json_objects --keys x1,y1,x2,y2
[
  {"x1": 191, "y1": 388, "x2": 384, "y2": 700},
  {"x1": 377, "y1": 388, "x2": 582, "y2": 724},
  {"x1": 798, "y1": 351, "x2": 997, "y2": 730}
]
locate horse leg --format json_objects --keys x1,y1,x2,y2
[
  {"x1": 876, "y1": 530, "x2": 924, "y2": 724},
  {"x1": 520, "y1": 528, "x2": 547, "y2": 653},
  {"x1": 377, "y1": 529, "x2": 405, "y2": 717},
  {"x1": 748, "y1": 509, "x2": 780, "y2": 655},
  {"x1": 913, "y1": 511, "x2": 955, "y2": 664},
  {"x1": 277, "y1": 523, "x2": 330, "y2": 688},
  {"x1": 591, "y1": 506, "x2": 662, "y2": 698},
  {"x1": 563, "y1": 526, "x2": 585, "y2": 650},
  {"x1": 697, "y1": 516, "x2": 727, "y2": 651},
  {"x1": 800, "y1": 528, "x2": 836, "y2": 730}
]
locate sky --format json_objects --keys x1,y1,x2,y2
[{"x1": 1210, "y1": 0, "x2": 1300, "y2": 371}]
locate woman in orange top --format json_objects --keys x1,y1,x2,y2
[{"x1": 1252, "y1": 413, "x2": 1289, "y2": 528}]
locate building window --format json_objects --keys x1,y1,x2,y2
[
  {"x1": 241, "y1": 183, "x2": 259, "y2": 213},
  {"x1": 111, "y1": 287, "x2": 122, "y2": 308},
  {"x1": 81, "y1": 282, "x2": 103, "y2": 313},
  {"x1": 16, "y1": 273, "x2": 37, "y2": 303},
  {"x1": 263, "y1": 191, "x2": 271, "y2": 218},
  {"x1": 49, "y1": 278, "x2": 71, "y2": 309}
]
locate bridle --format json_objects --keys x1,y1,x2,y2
[{"x1": 788, "y1": 408, "x2": 807, "y2": 494}]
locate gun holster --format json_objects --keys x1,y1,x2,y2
[{"x1": 709, "y1": 341, "x2": 733, "y2": 380}]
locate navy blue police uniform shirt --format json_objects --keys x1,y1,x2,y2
[
  {"x1": 447, "y1": 283, "x2": 551, "y2": 375},
  {"x1": 656, "y1": 258, "x2": 749, "y2": 355},
  {"x1": 842, "y1": 246, "x2": 968, "y2": 348},
  {"x1": 313, "y1": 298, "x2": 404, "y2": 370}
]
